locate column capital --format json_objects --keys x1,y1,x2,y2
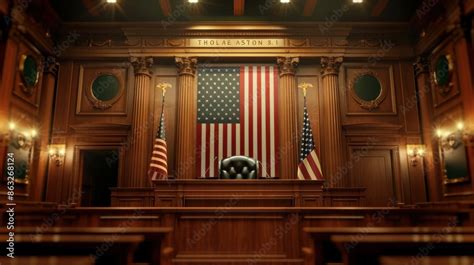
[
  {"x1": 176, "y1": 57, "x2": 197, "y2": 76},
  {"x1": 130, "y1": 57, "x2": 153, "y2": 76},
  {"x1": 43, "y1": 56, "x2": 59, "y2": 76},
  {"x1": 277, "y1": 57, "x2": 299, "y2": 76},
  {"x1": 320, "y1": 57, "x2": 343, "y2": 76},
  {"x1": 414, "y1": 56, "x2": 430, "y2": 77}
]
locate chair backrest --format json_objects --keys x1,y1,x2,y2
[{"x1": 219, "y1": 156, "x2": 257, "y2": 179}]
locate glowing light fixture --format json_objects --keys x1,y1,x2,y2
[
  {"x1": 280, "y1": 0, "x2": 290, "y2": 3},
  {"x1": 188, "y1": 0, "x2": 198, "y2": 3},
  {"x1": 353, "y1": 0, "x2": 363, "y2": 3},
  {"x1": 8, "y1": 122, "x2": 16, "y2": 131},
  {"x1": 106, "y1": 0, "x2": 117, "y2": 3},
  {"x1": 407, "y1": 144, "x2": 426, "y2": 167}
]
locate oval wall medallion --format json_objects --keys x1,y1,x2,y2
[
  {"x1": 88, "y1": 73, "x2": 123, "y2": 110},
  {"x1": 433, "y1": 54, "x2": 453, "y2": 95},
  {"x1": 19, "y1": 54, "x2": 40, "y2": 95},
  {"x1": 350, "y1": 72, "x2": 385, "y2": 111}
]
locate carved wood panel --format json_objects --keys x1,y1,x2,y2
[
  {"x1": 76, "y1": 63, "x2": 129, "y2": 115},
  {"x1": 343, "y1": 64, "x2": 396, "y2": 116}
]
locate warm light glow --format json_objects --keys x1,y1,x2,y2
[
  {"x1": 8, "y1": 122, "x2": 16, "y2": 130},
  {"x1": 59, "y1": 148, "x2": 66, "y2": 156},
  {"x1": 23, "y1": 131, "x2": 31, "y2": 138},
  {"x1": 407, "y1": 148, "x2": 415, "y2": 156},
  {"x1": 31, "y1": 129, "x2": 37, "y2": 138},
  {"x1": 48, "y1": 148, "x2": 56, "y2": 156},
  {"x1": 457, "y1": 121, "x2": 464, "y2": 131},
  {"x1": 436, "y1": 129, "x2": 442, "y2": 138},
  {"x1": 352, "y1": 0, "x2": 363, "y2": 3},
  {"x1": 188, "y1": 0, "x2": 198, "y2": 3},
  {"x1": 418, "y1": 148, "x2": 426, "y2": 156},
  {"x1": 106, "y1": 0, "x2": 117, "y2": 3},
  {"x1": 280, "y1": 0, "x2": 290, "y2": 3}
]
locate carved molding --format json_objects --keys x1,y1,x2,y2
[
  {"x1": 277, "y1": 57, "x2": 299, "y2": 76},
  {"x1": 414, "y1": 56, "x2": 429, "y2": 77},
  {"x1": 130, "y1": 57, "x2": 153, "y2": 76},
  {"x1": 321, "y1": 57, "x2": 343, "y2": 76},
  {"x1": 175, "y1": 57, "x2": 197, "y2": 76},
  {"x1": 44, "y1": 56, "x2": 59, "y2": 76}
]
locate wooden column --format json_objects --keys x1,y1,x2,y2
[
  {"x1": 320, "y1": 57, "x2": 346, "y2": 187},
  {"x1": 175, "y1": 57, "x2": 197, "y2": 179},
  {"x1": 277, "y1": 57, "x2": 299, "y2": 179},
  {"x1": 127, "y1": 57, "x2": 153, "y2": 187},
  {"x1": 32, "y1": 58, "x2": 59, "y2": 200},
  {"x1": 414, "y1": 56, "x2": 441, "y2": 201}
]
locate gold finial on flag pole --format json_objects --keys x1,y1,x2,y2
[
  {"x1": 157, "y1": 82, "x2": 172, "y2": 97},
  {"x1": 298, "y1": 82, "x2": 313, "y2": 97}
]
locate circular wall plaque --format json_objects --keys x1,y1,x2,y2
[
  {"x1": 91, "y1": 74, "x2": 120, "y2": 101},
  {"x1": 19, "y1": 55, "x2": 40, "y2": 93},
  {"x1": 353, "y1": 74, "x2": 382, "y2": 101}
]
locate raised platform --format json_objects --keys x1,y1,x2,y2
[{"x1": 111, "y1": 179, "x2": 366, "y2": 207}]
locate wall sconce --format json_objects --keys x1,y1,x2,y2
[
  {"x1": 436, "y1": 121, "x2": 472, "y2": 149},
  {"x1": 407, "y1": 144, "x2": 426, "y2": 166},
  {"x1": 48, "y1": 144, "x2": 66, "y2": 166}
]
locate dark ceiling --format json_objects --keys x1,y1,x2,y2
[{"x1": 51, "y1": 0, "x2": 422, "y2": 22}]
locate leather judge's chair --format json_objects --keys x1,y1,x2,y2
[{"x1": 219, "y1": 156, "x2": 258, "y2": 179}]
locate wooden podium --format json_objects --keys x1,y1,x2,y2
[{"x1": 111, "y1": 179, "x2": 366, "y2": 207}]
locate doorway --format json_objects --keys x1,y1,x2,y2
[{"x1": 80, "y1": 149, "x2": 119, "y2": 207}]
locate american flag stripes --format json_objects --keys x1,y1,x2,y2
[
  {"x1": 148, "y1": 97, "x2": 168, "y2": 181},
  {"x1": 196, "y1": 66, "x2": 279, "y2": 178},
  {"x1": 297, "y1": 96, "x2": 323, "y2": 180}
]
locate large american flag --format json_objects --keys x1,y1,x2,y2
[
  {"x1": 297, "y1": 97, "x2": 323, "y2": 180},
  {"x1": 148, "y1": 107, "x2": 168, "y2": 180},
  {"x1": 197, "y1": 66, "x2": 279, "y2": 178}
]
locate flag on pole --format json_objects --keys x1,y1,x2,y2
[
  {"x1": 148, "y1": 84, "x2": 169, "y2": 181},
  {"x1": 297, "y1": 85, "x2": 323, "y2": 180}
]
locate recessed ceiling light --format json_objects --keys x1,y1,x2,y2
[
  {"x1": 352, "y1": 0, "x2": 363, "y2": 3},
  {"x1": 280, "y1": 0, "x2": 290, "y2": 3},
  {"x1": 188, "y1": 0, "x2": 198, "y2": 3},
  {"x1": 106, "y1": 0, "x2": 117, "y2": 3}
]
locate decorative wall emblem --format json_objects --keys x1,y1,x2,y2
[
  {"x1": 432, "y1": 54, "x2": 454, "y2": 95},
  {"x1": 350, "y1": 72, "x2": 385, "y2": 111},
  {"x1": 18, "y1": 54, "x2": 40, "y2": 95},
  {"x1": 87, "y1": 73, "x2": 123, "y2": 110}
]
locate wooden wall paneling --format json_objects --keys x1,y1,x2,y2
[
  {"x1": 152, "y1": 67, "x2": 177, "y2": 178},
  {"x1": 455, "y1": 37, "x2": 474, "y2": 199},
  {"x1": 405, "y1": 136, "x2": 426, "y2": 204},
  {"x1": 434, "y1": 106, "x2": 473, "y2": 199},
  {"x1": 414, "y1": 56, "x2": 442, "y2": 202},
  {"x1": 174, "y1": 57, "x2": 197, "y2": 179},
  {"x1": 11, "y1": 40, "x2": 44, "y2": 111},
  {"x1": 430, "y1": 38, "x2": 463, "y2": 115},
  {"x1": 75, "y1": 62, "x2": 130, "y2": 117},
  {"x1": 31, "y1": 60, "x2": 58, "y2": 201},
  {"x1": 343, "y1": 63, "x2": 397, "y2": 116},
  {"x1": 348, "y1": 144, "x2": 401, "y2": 206},
  {"x1": 46, "y1": 61, "x2": 74, "y2": 202}
]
